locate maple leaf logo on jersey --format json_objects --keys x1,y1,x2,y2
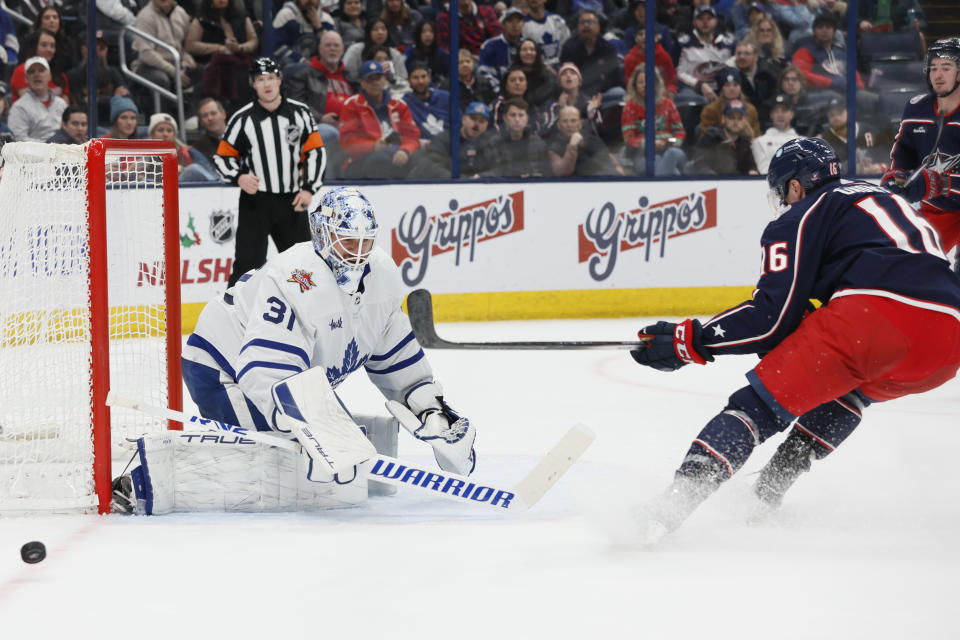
[
  {"x1": 326, "y1": 339, "x2": 368, "y2": 388},
  {"x1": 287, "y1": 269, "x2": 316, "y2": 292}
]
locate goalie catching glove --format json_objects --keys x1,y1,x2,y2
[
  {"x1": 631, "y1": 319, "x2": 714, "y2": 371},
  {"x1": 386, "y1": 382, "x2": 476, "y2": 475}
]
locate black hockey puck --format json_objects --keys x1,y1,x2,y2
[{"x1": 21, "y1": 541, "x2": 46, "y2": 564}]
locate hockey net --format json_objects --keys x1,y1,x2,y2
[{"x1": 0, "y1": 140, "x2": 182, "y2": 515}]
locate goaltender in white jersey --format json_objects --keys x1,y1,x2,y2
[
  {"x1": 183, "y1": 225, "x2": 429, "y2": 433},
  {"x1": 114, "y1": 187, "x2": 477, "y2": 514}
]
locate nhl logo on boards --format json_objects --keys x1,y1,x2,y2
[
  {"x1": 209, "y1": 209, "x2": 235, "y2": 244},
  {"x1": 287, "y1": 269, "x2": 316, "y2": 292}
]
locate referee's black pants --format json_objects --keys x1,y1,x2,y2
[{"x1": 228, "y1": 191, "x2": 311, "y2": 287}]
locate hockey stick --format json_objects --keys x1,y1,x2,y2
[
  {"x1": 106, "y1": 392, "x2": 593, "y2": 512},
  {"x1": 407, "y1": 289, "x2": 652, "y2": 350}
]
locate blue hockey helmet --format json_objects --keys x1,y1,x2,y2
[
  {"x1": 310, "y1": 187, "x2": 379, "y2": 293},
  {"x1": 924, "y1": 38, "x2": 960, "y2": 97},
  {"x1": 766, "y1": 137, "x2": 841, "y2": 215}
]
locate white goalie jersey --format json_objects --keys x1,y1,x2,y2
[{"x1": 182, "y1": 243, "x2": 432, "y2": 429}]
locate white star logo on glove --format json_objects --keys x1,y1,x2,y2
[{"x1": 712, "y1": 324, "x2": 726, "y2": 338}]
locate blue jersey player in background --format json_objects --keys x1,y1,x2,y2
[
  {"x1": 628, "y1": 137, "x2": 960, "y2": 546},
  {"x1": 882, "y1": 38, "x2": 960, "y2": 272}
]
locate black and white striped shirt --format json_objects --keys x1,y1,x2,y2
[{"x1": 214, "y1": 97, "x2": 326, "y2": 194}]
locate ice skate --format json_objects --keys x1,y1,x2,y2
[
  {"x1": 748, "y1": 430, "x2": 816, "y2": 525},
  {"x1": 111, "y1": 475, "x2": 135, "y2": 515},
  {"x1": 629, "y1": 472, "x2": 723, "y2": 547}
]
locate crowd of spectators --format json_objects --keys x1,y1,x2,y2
[{"x1": 0, "y1": 0, "x2": 929, "y2": 180}]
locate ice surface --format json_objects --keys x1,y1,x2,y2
[{"x1": 1, "y1": 316, "x2": 958, "y2": 639}]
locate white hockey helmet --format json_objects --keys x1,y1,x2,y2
[{"x1": 310, "y1": 187, "x2": 379, "y2": 293}]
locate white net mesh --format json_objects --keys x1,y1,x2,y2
[{"x1": 0, "y1": 142, "x2": 175, "y2": 514}]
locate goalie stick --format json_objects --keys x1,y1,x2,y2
[
  {"x1": 406, "y1": 289, "x2": 653, "y2": 350},
  {"x1": 106, "y1": 392, "x2": 593, "y2": 512}
]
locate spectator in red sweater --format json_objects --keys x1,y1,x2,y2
[
  {"x1": 436, "y1": 0, "x2": 501, "y2": 55},
  {"x1": 621, "y1": 65, "x2": 686, "y2": 175},
  {"x1": 338, "y1": 60, "x2": 421, "y2": 179},
  {"x1": 624, "y1": 26, "x2": 677, "y2": 99},
  {"x1": 791, "y1": 13, "x2": 863, "y2": 93},
  {"x1": 287, "y1": 30, "x2": 355, "y2": 138},
  {"x1": 792, "y1": 13, "x2": 879, "y2": 113}
]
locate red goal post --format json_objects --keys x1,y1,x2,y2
[{"x1": 0, "y1": 139, "x2": 183, "y2": 515}]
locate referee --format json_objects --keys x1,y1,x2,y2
[{"x1": 214, "y1": 57, "x2": 327, "y2": 287}]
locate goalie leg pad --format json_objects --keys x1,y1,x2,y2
[
  {"x1": 130, "y1": 431, "x2": 368, "y2": 514},
  {"x1": 355, "y1": 414, "x2": 400, "y2": 496}
]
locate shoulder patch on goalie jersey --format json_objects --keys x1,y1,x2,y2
[{"x1": 287, "y1": 269, "x2": 316, "y2": 292}]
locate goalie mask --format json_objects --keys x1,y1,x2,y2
[{"x1": 310, "y1": 187, "x2": 379, "y2": 294}]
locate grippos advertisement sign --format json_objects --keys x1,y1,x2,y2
[
  {"x1": 172, "y1": 181, "x2": 767, "y2": 306},
  {"x1": 577, "y1": 188, "x2": 718, "y2": 281},
  {"x1": 390, "y1": 191, "x2": 526, "y2": 287},
  {"x1": 369, "y1": 180, "x2": 762, "y2": 293}
]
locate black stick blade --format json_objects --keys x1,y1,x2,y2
[{"x1": 407, "y1": 289, "x2": 450, "y2": 348}]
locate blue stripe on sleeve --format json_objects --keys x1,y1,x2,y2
[
  {"x1": 365, "y1": 349, "x2": 425, "y2": 375},
  {"x1": 240, "y1": 339, "x2": 310, "y2": 369},
  {"x1": 237, "y1": 361, "x2": 304, "y2": 381},
  {"x1": 186, "y1": 333, "x2": 238, "y2": 381},
  {"x1": 367, "y1": 331, "x2": 416, "y2": 362}
]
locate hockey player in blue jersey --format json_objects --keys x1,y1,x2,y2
[
  {"x1": 181, "y1": 187, "x2": 477, "y2": 477},
  {"x1": 747, "y1": 39, "x2": 960, "y2": 514},
  {"x1": 882, "y1": 38, "x2": 960, "y2": 257},
  {"x1": 629, "y1": 137, "x2": 960, "y2": 545}
]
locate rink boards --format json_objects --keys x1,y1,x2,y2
[{"x1": 173, "y1": 179, "x2": 772, "y2": 330}]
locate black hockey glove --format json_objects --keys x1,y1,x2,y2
[{"x1": 630, "y1": 319, "x2": 714, "y2": 372}]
